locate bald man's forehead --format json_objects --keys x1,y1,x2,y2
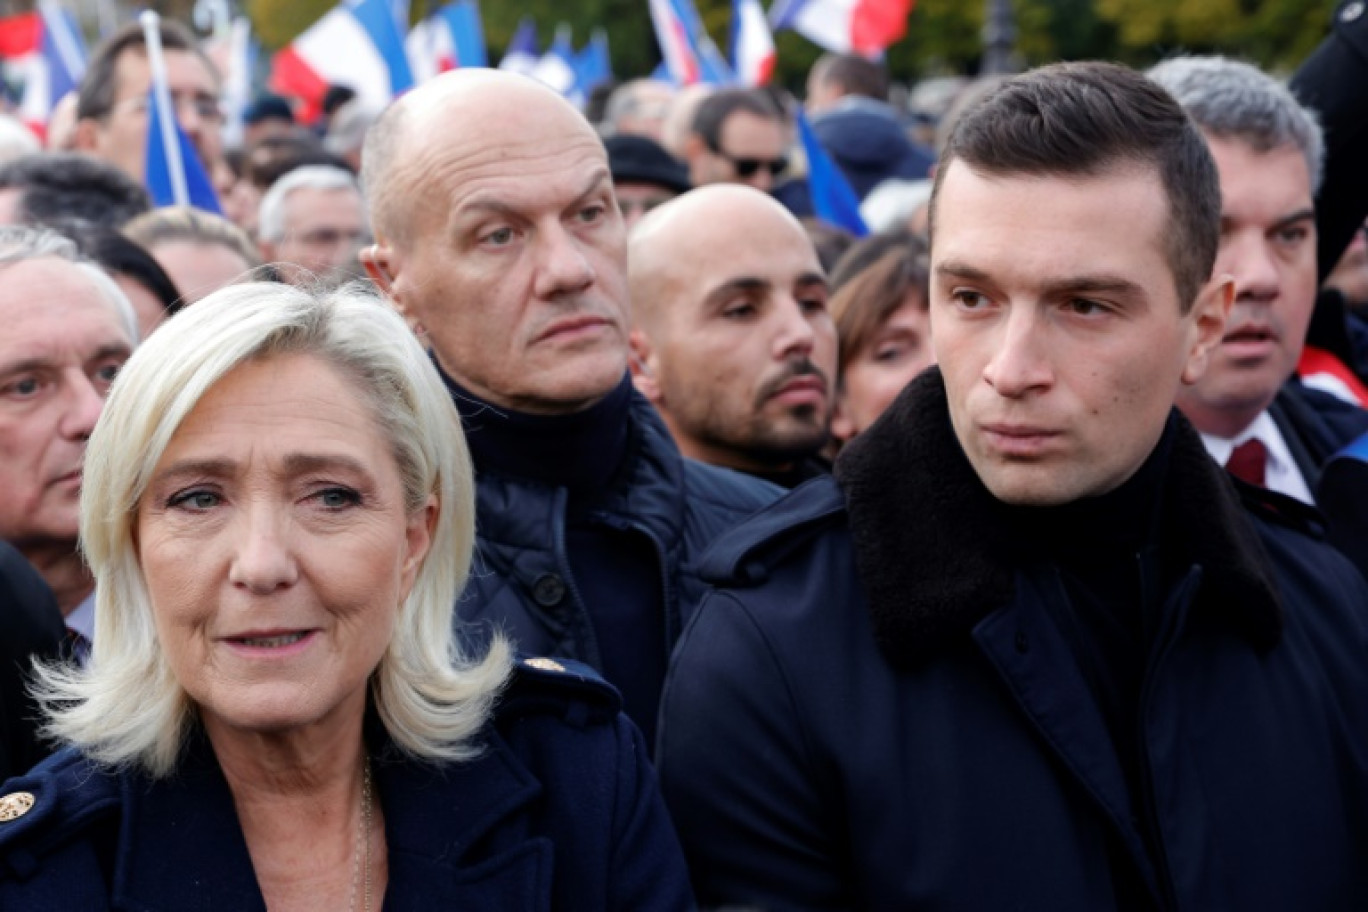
[
  {"x1": 632, "y1": 194, "x2": 822, "y2": 316},
  {"x1": 399, "y1": 68, "x2": 592, "y2": 129},
  {"x1": 388, "y1": 75, "x2": 600, "y2": 177},
  {"x1": 635, "y1": 188, "x2": 809, "y2": 258}
]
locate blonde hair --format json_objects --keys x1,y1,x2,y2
[
  {"x1": 36, "y1": 281, "x2": 509, "y2": 776},
  {"x1": 123, "y1": 205, "x2": 262, "y2": 270}
]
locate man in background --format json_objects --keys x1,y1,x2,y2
[{"x1": 630, "y1": 185, "x2": 836, "y2": 486}]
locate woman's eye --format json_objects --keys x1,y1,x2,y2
[
  {"x1": 169, "y1": 490, "x2": 219, "y2": 511},
  {"x1": 316, "y1": 487, "x2": 361, "y2": 509}
]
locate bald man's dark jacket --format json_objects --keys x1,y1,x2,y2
[{"x1": 454, "y1": 377, "x2": 780, "y2": 720}]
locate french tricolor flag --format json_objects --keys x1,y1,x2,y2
[
  {"x1": 0, "y1": 2, "x2": 86, "y2": 139},
  {"x1": 407, "y1": 0, "x2": 486, "y2": 84},
  {"x1": 770, "y1": 0, "x2": 914, "y2": 56},
  {"x1": 730, "y1": 0, "x2": 775, "y2": 87},
  {"x1": 649, "y1": 0, "x2": 702, "y2": 85},
  {"x1": 270, "y1": 0, "x2": 414, "y2": 124}
]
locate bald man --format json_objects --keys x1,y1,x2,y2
[
  {"x1": 359, "y1": 71, "x2": 778, "y2": 744},
  {"x1": 630, "y1": 185, "x2": 837, "y2": 486}
]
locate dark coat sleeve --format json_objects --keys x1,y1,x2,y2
[
  {"x1": 0, "y1": 543, "x2": 64, "y2": 782},
  {"x1": 1291, "y1": 1, "x2": 1368, "y2": 281},
  {"x1": 657, "y1": 591, "x2": 847, "y2": 911}
]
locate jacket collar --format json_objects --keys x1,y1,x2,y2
[
  {"x1": 114, "y1": 724, "x2": 544, "y2": 911},
  {"x1": 833, "y1": 369, "x2": 1283, "y2": 669}
]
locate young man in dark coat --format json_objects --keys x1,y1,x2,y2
[
  {"x1": 358, "y1": 70, "x2": 778, "y2": 746},
  {"x1": 657, "y1": 61, "x2": 1368, "y2": 910}
]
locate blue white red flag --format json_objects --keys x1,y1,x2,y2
[
  {"x1": 498, "y1": 18, "x2": 539, "y2": 76},
  {"x1": 795, "y1": 108, "x2": 866, "y2": 235},
  {"x1": 648, "y1": 0, "x2": 701, "y2": 85},
  {"x1": 731, "y1": 0, "x2": 775, "y2": 87},
  {"x1": 650, "y1": 0, "x2": 734, "y2": 86},
  {"x1": 0, "y1": 3, "x2": 87, "y2": 138},
  {"x1": 407, "y1": 0, "x2": 486, "y2": 83},
  {"x1": 770, "y1": 0, "x2": 913, "y2": 55},
  {"x1": 271, "y1": 0, "x2": 415, "y2": 124}
]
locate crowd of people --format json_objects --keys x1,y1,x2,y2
[{"x1": 0, "y1": 2, "x2": 1366, "y2": 908}]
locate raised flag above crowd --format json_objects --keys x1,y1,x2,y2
[
  {"x1": 731, "y1": 0, "x2": 776, "y2": 86},
  {"x1": 0, "y1": 2, "x2": 86, "y2": 138},
  {"x1": 407, "y1": 0, "x2": 487, "y2": 83},
  {"x1": 769, "y1": 0, "x2": 914, "y2": 55},
  {"x1": 140, "y1": 10, "x2": 221, "y2": 213},
  {"x1": 269, "y1": 0, "x2": 414, "y2": 123}
]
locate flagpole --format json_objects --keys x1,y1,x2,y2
[{"x1": 140, "y1": 10, "x2": 188, "y2": 207}]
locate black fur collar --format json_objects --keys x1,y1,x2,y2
[{"x1": 833, "y1": 369, "x2": 1283, "y2": 669}]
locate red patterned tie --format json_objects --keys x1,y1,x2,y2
[{"x1": 1226, "y1": 438, "x2": 1268, "y2": 488}]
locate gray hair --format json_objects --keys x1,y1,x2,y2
[
  {"x1": 258, "y1": 165, "x2": 364, "y2": 243},
  {"x1": 0, "y1": 225, "x2": 138, "y2": 343},
  {"x1": 603, "y1": 79, "x2": 675, "y2": 132},
  {"x1": 1147, "y1": 55, "x2": 1324, "y2": 192},
  {"x1": 35, "y1": 281, "x2": 510, "y2": 776}
]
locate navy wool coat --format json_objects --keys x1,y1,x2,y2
[
  {"x1": 659, "y1": 370, "x2": 1368, "y2": 911},
  {"x1": 0, "y1": 658, "x2": 694, "y2": 910}
]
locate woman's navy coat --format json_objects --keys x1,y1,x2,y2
[{"x1": 0, "y1": 658, "x2": 694, "y2": 910}]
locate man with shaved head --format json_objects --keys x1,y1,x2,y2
[
  {"x1": 360, "y1": 70, "x2": 777, "y2": 744},
  {"x1": 629, "y1": 185, "x2": 836, "y2": 486}
]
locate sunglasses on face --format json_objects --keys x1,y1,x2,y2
[{"x1": 707, "y1": 141, "x2": 789, "y2": 179}]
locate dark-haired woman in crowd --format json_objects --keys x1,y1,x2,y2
[{"x1": 829, "y1": 232, "x2": 934, "y2": 444}]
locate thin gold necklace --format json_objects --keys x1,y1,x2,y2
[{"x1": 347, "y1": 755, "x2": 372, "y2": 912}]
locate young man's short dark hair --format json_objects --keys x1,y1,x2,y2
[
  {"x1": 930, "y1": 61, "x2": 1220, "y2": 310},
  {"x1": 76, "y1": 19, "x2": 218, "y2": 123},
  {"x1": 812, "y1": 53, "x2": 890, "y2": 102},
  {"x1": 690, "y1": 88, "x2": 786, "y2": 152}
]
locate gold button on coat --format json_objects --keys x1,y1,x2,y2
[
  {"x1": 0, "y1": 791, "x2": 35, "y2": 822},
  {"x1": 525, "y1": 657, "x2": 567, "y2": 673}
]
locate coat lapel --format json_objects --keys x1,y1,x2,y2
[
  {"x1": 378, "y1": 727, "x2": 550, "y2": 909},
  {"x1": 113, "y1": 725, "x2": 550, "y2": 911},
  {"x1": 114, "y1": 737, "x2": 265, "y2": 912}
]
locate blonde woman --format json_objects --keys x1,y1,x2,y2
[{"x1": 0, "y1": 282, "x2": 691, "y2": 910}]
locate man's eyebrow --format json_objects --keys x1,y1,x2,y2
[
  {"x1": 934, "y1": 262, "x2": 1142, "y2": 298},
  {"x1": 934, "y1": 260, "x2": 991, "y2": 282},
  {"x1": 0, "y1": 356, "x2": 53, "y2": 377},
  {"x1": 1270, "y1": 208, "x2": 1316, "y2": 233},
  {"x1": 456, "y1": 167, "x2": 614, "y2": 220},
  {"x1": 0, "y1": 342, "x2": 131, "y2": 377},
  {"x1": 1037, "y1": 274, "x2": 1144, "y2": 298},
  {"x1": 795, "y1": 272, "x2": 829, "y2": 291},
  {"x1": 89, "y1": 342, "x2": 133, "y2": 363},
  {"x1": 704, "y1": 277, "x2": 772, "y2": 307}
]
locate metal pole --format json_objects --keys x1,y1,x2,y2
[{"x1": 981, "y1": 0, "x2": 1016, "y2": 76}]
